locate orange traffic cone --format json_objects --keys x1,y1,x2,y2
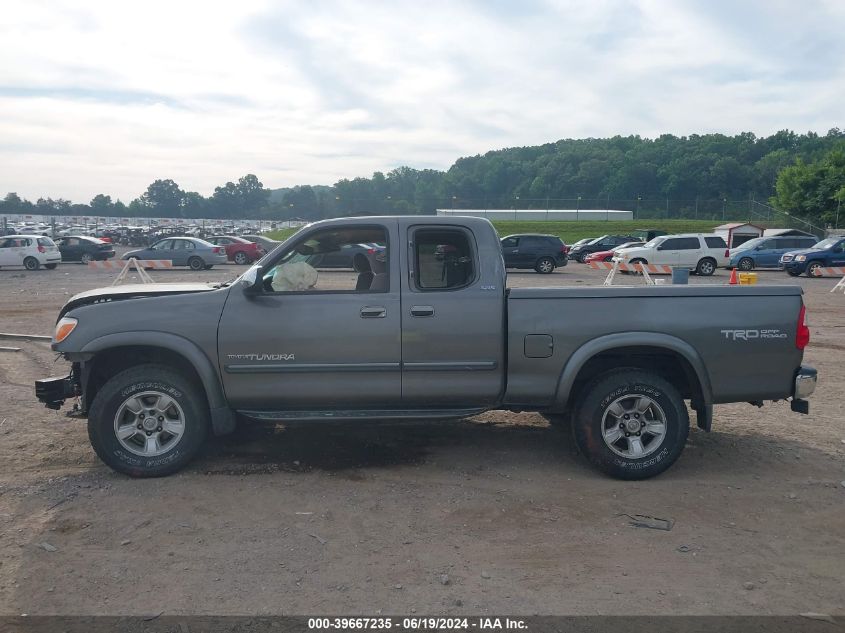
[{"x1": 728, "y1": 268, "x2": 738, "y2": 285}]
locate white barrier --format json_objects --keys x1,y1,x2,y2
[
  {"x1": 588, "y1": 261, "x2": 673, "y2": 274},
  {"x1": 87, "y1": 258, "x2": 172, "y2": 285},
  {"x1": 87, "y1": 259, "x2": 173, "y2": 270}
]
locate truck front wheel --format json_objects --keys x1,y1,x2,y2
[
  {"x1": 87, "y1": 364, "x2": 209, "y2": 477},
  {"x1": 572, "y1": 369, "x2": 689, "y2": 480}
]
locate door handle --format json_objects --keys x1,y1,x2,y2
[
  {"x1": 360, "y1": 306, "x2": 386, "y2": 318},
  {"x1": 410, "y1": 305, "x2": 435, "y2": 317}
]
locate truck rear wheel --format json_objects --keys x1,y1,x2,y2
[
  {"x1": 87, "y1": 364, "x2": 209, "y2": 477},
  {"x1": 572, "y1": 369, "x2": 689, "y2": 480}
]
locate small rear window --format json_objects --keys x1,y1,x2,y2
[{"x1": 705, "y1": 236, "x2": 727, "y2": 248}]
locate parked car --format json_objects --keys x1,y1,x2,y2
[
  {"x1": 780, "y1": 236, "x2": 845, "y2": 277},
  {"x1": 569, "y1": 235, "x2": 638, "y2": 263},
  {"x1": 584, "y1": 241, "x2": 645, "y2": 264},
  {"x1": 123, "y1": 237, "x2": 227, "y2": 270},
  {"x1": 206, "y1": 235, "x2": 265, "y2": 265},
  {"x1": 728, "y1": 236, "x2": 819, "y2": 271},
  {"x1": 0, "y1": 235, "x2": 61, "y2": 270},
  {"x1": 55, "y1": 236, "x2": 116, "y2": 264},
  {"x1": 37, "y1": 215, "x2": 816, "y2": 480},
  {"x1": 241, "y1": 234, "x2": 281, "y2": 253},
  {"x1": 614, "y1": 234, "x2": 729, "y2": 275},
  {"x1": 308, "y1": 242, "x2": 386, "y2": 268},
  {"x1": 500, "y1": 234, "x2": 568, "y2": 273},
  {"x1": 564, "y1": 237, "x2": 593, "y2": 256}
]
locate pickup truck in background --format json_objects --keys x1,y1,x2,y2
[{"x1": 36, "y1": 216, "x2": 817, "y2": 480}]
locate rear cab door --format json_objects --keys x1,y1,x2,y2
[{"x1": 400, "y1": 220, "x2": 505, "y2": 407}]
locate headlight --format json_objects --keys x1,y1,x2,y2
[
  {"x1": 794, "y1": 255, "x2": 806, "y2": 262},
  {"x1": 53, "y1": 317, "x2": 78, "y2": 343}
]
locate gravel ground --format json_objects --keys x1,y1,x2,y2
[{"x1": 0, "y1": 252, "x2": 843, "y2": 616}]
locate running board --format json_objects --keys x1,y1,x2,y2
[{"x1": 237, "y1": 408, "x2": 487, "y2": 423}]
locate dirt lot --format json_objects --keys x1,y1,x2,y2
[{"x1": 0, "y1": 254, "x2": 843, "y2": 617}]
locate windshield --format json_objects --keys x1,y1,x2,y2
[
  {"x1": 587, "y1": 235, "x2": 609, "y2": 245},
  {"x1": 642, "y1": 237, "x2": 665, "y2": 248},
  {"x1": 733, "y1": 237, "x2": 763, "y2": 251},
  {"x1": 811, "y1": 237, "x2": 839, "y2": 249}
]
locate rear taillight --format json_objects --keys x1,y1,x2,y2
[
  {"x1": 796, "y1": 304, "x2": 810, "y2": 350},
  {"x1": 213, "y1": 247, "x2": 223, "y2": 254},
  {"x1": 38, "y1": 245, "x2": 45, "y2": 253},
  {"x1": 560, "y1": 245, "x2": 567, "y2": 253},
  {"x1": 725, "y1": 249, "x2": 730, "y2": 257}
]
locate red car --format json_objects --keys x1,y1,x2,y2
[
  {"x1": 584, "y1": 241, "x2": 645, "y2": 263},
  {"x1": 207, "y1": 235, "x2": 265, "y2": 265}
]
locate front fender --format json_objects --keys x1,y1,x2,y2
[
  {"x1": 78, "y1": 331, "x2": 235, "y2": 435},
  {"x1": 553, "y1": 331, "x2": 713, "y2": 410}
]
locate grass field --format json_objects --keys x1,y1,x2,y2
[{"x1": 265, "y1": 218, "x2": 741, "y2": 244}]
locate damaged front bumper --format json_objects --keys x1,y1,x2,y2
[{"x1": 35, "y1": 371, "x2": 80, "y2": 410}]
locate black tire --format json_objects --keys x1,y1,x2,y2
[
  {"x1": 204, "y1": 265, "x2": 214, "y2": 270},
  {"x1": 737, "y1": 257, "x2": 754, "y2": 271},
  {"x1": 535, "y1": 256, "x2": 555, "y2": 274},
  {"x1": 80, "y1": 253, "x2": 93, "y2": 264},
  {"x1": 572, "y1": 369, "x2": 689, "y2": 480},
  {"x1": 541, "y1": 413, "x2": 571, "y2": 429},
  {"x1": 23, "y1": 257, "x2": 39, "y2": 271},
  {"x1": 629, "y1": 257, "x2": 647, "y2": 274},
  {"x1": 786, "y1": 269, "x2": 802, "y2": 277},
  {"x1": 576, "y1": 252, "x2": 587, "y2": 263},
  {"x1": 233, "y1": 251, "x2": 249, "y2": 265},
  {"x1": 87, "y1": 364, "x2": 209, "y2": 477},
  {"x1": 806, "y1": 261, "x2": 822, "y2": 277},
  {"x1": 603, "y1": 256, "x2": 613, "y2": 262},
  {"x1": 188, "y1": 256, "x2": 204, "y2": 271},
  {"x1": 696, "y1": 258, "x2": 716, "y2": 276},
  {"x1": 45, "y1": 263, "x2": 58, "y2": 270}
]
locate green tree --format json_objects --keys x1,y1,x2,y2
[
  {"x1": 90, "y1": 194, "x2": 113, "y2": 215},
  {"x1": 771, "y1": 149, "x2": 845, "y2": 225},
  {"x1": 140, "y1": 179, "x2": 184, "y2": 217}
]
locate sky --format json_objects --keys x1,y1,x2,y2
[{"x1": 1, "y1": 0, "x2": 844, "y2": 203}]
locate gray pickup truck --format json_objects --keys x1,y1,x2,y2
[{"x1": 36, "y1": 216, "x2": 817, "y2": 479}]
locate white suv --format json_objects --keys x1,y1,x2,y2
[
  {"x1": 0, "y1": 235, "x2": 61, "y2": 270},
  {"x1": 613, "y1": 233, "x2": 729, "y2": 276}
]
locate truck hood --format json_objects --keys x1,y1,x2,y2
[{"x1": 59, "y1": 283, "x2": 220, "y2": 319}]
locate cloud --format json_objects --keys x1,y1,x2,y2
[{"x1": 0, "y1": 0, "x2": 843, "y2": 202}]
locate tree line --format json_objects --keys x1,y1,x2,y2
[{"x1": 2, "y1": 129, "x2": 844, "y2": 226}]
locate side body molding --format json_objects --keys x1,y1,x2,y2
[
  {"x1": 553, "y1": 331, "x2": 713, "y2": 411},
  {"x1": 79, "y1": 331, "x2": 235, "y2": 435}
]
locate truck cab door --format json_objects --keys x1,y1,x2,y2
[
  {"x1": 218, "y1": 222, "x2": 402, "y2": 410},
  {"x1": 831, "y1": 240, "x2": 845, "y2": 267},
  {"x1": 401, "y1": 224, "x2": 505, "y2": 407}
]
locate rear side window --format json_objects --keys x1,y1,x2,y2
[
  {"x1": 662, "y1": 237, "x2": 700, "y2": 250},
  {"x1": 37, "y1": 237, "x2": 54, "y2": 246},
  {"x1": 414, "y1": 228, "x2": 475, "y2": 290},
  {"x1": 704, "y1": 236, "x2": 727, "y2": 249}
]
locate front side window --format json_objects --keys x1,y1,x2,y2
[
  {"x1": 501, "y1": 237, "x2": 519, "y2": 248},
  {"x1": 263, "y1": 226, "x2": 388, "y2": 293},
  {"x1": 414, "y1": 228, "x2": 475, "y2": 290}
]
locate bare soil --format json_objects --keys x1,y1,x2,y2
[{"x1": 0, "y1": 256, "x2": 843, "y2": 616}]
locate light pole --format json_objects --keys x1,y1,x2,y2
[
  {"x1": 576, "y1": 195, "x2": 581, "y2": 220},
  {"x1": 722, "y1": 198, "x2": 727, "y2": 221},
  {"x1": 514, "y1": 195, "x2": 519, "y2": 221}
]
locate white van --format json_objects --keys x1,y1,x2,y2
[{"x1": 613, "y1": 233, "x2": 729, "y2": 276}]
